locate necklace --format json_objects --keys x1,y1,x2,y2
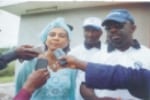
[
  {"x1": 44, "y1": 52, "x2": 60, "y2": 72},
  {"x1": 47, "y1": 63, "x2": 58, "y2": 72},
  {"x1": 52, "y1": 64, "x2": 57, "y2": 69}
]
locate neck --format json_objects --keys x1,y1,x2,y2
[
  {"x1": 117, "y1": 45, "x2": 130, "y2": 51},
  {"x1": 117, "y1": 41, "x2": 132, "y2": 51},
  {"x1": 44, "y1": 50, "x2": 55, "y2": 61},
  {"x1": 44, "y1": 50, "x2": 61, "y2": 71},
  {"x1": 85, "y1": 40, "x2": 100, "y2": 44}
]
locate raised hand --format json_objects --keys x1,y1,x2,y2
[
  {"x1": 15, "y1": 45, "x2": 39, "y2": 60},
  {"x1": 23, "y1": 68, "x2": 49, "y2": 94}
]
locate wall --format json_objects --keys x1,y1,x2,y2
[
  {"x1": 0, "y1": 10, "x2": 20, "y2": 48},
  {"x1": 18, "y1": 3, "x2": 150, "y2": 48}
]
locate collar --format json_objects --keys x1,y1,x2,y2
[
  {"x1": 84, "y1": 41, "x2": 101, "y2": 50},
  {"x1": 107, "y1": 39, "x2": 141, "y2": 52}
]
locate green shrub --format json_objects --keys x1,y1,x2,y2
[
  {"x1": 0, "y1": 47, "x2": 15, "y2": 83},
  {"x1": 0, "y1": 61, "x2": 15, "y2": 76},
  {"x1": 0, "y1": 76, "x2": 14, "y2": 83}
]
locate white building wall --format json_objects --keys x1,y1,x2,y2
[
  {"x1": 18, "y1": 3, "x2": 150, "y2": 48},
  {"x1": 18, "y1": 7, "x2": 106, "y2": 47},
  {"x1": 0, "y1": 10, "x2": 20, "y2": 48}
]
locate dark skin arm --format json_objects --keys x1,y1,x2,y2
[
  {"x1": 14, "y1": 68, "x2": 49, "y2": 100},
  {"x1": 60, "y1": 55, "x2": 118, "y2": 100},
  {"x1": 15, "y1": 45, "x2": 39, "y2": 60},
  {"x1": 0, "y1": 45, "x2": 39, "y2": 70},
  {"x1": 61, "y1": 55, "x2": 150, "y2": 100}
]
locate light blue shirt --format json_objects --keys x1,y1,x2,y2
[{"x1": 16, "y1": 58, "x2": 77, "y2": 100}]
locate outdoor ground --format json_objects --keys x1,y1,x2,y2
[{"x1": 0, "y1": 83, "x2": 14, "y2": 100}]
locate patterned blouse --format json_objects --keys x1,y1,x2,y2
[{"x1": 16, "y1": 58, "x2": 77, "y2": 100}]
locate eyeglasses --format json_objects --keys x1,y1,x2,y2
[{"x1": 105, "y1": 22, "x2": 125, "y2": 30}]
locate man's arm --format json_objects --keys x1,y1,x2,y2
[
  {"x1": 62, "y1": 55, "x2": 145, "y2": 89},
  {"x1": 62, "y1": 55, "x2": 150, "y2": 99},
  {"x1": 14, "y1": 68, "x2": 49, "y2": 100},
  {"x1": 0, "y1": 50, "x2": 17, "y2": 69},
  {"x1": 85, "y1": 63, "x2": 150, "y2": 99},
  {"x1": 0, "y1": 45, "x2": 39, "y2": 70}
]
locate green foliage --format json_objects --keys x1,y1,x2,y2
[
  {"x1": 0, "y1": 48, "x2": 9, "y2": 55},
  {"x1": 0, "y1": 76, "x2": 14, "y2": 83},
  {"x1": 0, "y1": 62, "x2": 15, "y2": 83},
  {"x1": 0, "y1": 47, "x2": 16, "y2": 83},
  {"x1": 0, "y1": 47, "x2": 16, "y2": 76},
  {"x1": 0, "y1": 61, "x2": 15, "y2": 76}
]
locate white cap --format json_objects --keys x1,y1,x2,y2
[{"x1": 83, "y1": 17, "x2": 102, "y2": 30}]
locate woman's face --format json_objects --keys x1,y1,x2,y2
[{"x1": 45, "y1": 27, "x2": 69, "y2": 51}]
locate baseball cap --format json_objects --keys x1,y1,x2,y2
[
  {"x1": 102, "y1": 9, "x2": 135, "y2": 26},
  {"x1": 83, "y1": 17, "x2": 102, "y2": 30}
]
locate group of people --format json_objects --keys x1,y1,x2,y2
[{"x1": 0, "y1": 8, "x2": 150, "y2": 100}]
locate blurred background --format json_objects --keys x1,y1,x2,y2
[{"x1": 0, "y1": 0, "x2": 150, "y2": 99}]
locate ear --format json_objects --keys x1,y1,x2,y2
[{"x1": 130, "y1": 24, "x2": 136, "y2": 34}]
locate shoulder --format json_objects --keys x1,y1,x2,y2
[
  {"x1": 24, "y1": 58, "x2": 38, "y2": 64},
  {"x1": 91, "y1": 44, "x2": 109, "y2": 62},
  {"x1": 18, "y1": 58, "x2": 38, "y2": 74},
  {"x1": 134, "y1": 45, "x2": 150, "y2": 56},
  {"x1": 71, "y1": 44, "x2": 84, "y2": 51},
  {"x1": 139, "y1": 45, "x2": 150, "y2": 52},
  {"x1": 65, "y1": 68, "x2": 77, "y2": 77},
  {"x1": 65, "y1": 68, "x2": 77, "y2": 74},
  {"x1": 22, "y1": 58, "x2": 37, "y2": 68},
  {"x1": 69, "y1": 44, "x2": 85, "y2": 55}
]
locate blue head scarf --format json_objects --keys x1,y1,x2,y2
[{"x1": 40, "y1": 18, "x2": 71, "y2": 43}]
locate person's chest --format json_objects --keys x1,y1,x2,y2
[
  {"x1": 36, "y1": 69, "x2": 72, "y2": 97},
  {"x1": 93, "y1": 48, "x2": 150, "y2": 69}
]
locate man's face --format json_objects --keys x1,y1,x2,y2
[
  {"x1": 104, "y1": 21, "x2": 135, "y2": 48},
  {"x1": 84, "y1": 26, "x2": 102, "y2": 43}
]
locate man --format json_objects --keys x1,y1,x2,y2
[
  {"x1": 14, "y1": 68, "x2": 49, "y2": 100},
  {"x1": 69, "y1": 17, "x2": 109, "y2": 100},
  {"x1": 92, "y1": 9, "x2": 150, "y2": 99},
  {"x1": 60, "y1": 55, "x2": 150, "y2": 100},
  {"x1": 0, "y1": 45, "x2": 39, "y2": 70}
]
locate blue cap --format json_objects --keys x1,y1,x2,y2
[{"x1": 102, "y1": 9, "x2": 134, "y2": 26}]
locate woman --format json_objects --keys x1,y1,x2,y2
[{"x1": 15, "y1": 18, "x2": 76, "y2": 100}]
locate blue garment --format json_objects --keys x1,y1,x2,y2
[
  {"x1": 85, "y1": 63, "x2": 150, "y2": 100},
  {"x1": 16, "y1": 58, "x2": 76, "y2": 100},
  {"x1": 0, "y1": 50, "x2": 17, "y2": 70}
]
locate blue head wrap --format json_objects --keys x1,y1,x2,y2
[{"x1": 40, "y1": 18, "x2": 71, "y2": 43}]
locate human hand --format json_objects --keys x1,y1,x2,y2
[
  {"x1": 59, "y1": 55, "x2": 87, "y2": 70},
  {"x1": 80, "y1": 82, "x2": 96, "y2": 100},
  {"x1": 57, "y1": 55, "x2": 77, "y2": 69},
  {"x1": 23, "y1": 69, "x2": 49, "y2": 94},
  {"x1": 15, "y1": 45, "x2": 39, "y2": 60}
]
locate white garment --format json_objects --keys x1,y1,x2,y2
[
  {"x1": 91, "y1": 45, "x2": 150, "y2": 100},
  {"x1": 69, "y1": 43, "x2": 106, "y2": 100}
]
